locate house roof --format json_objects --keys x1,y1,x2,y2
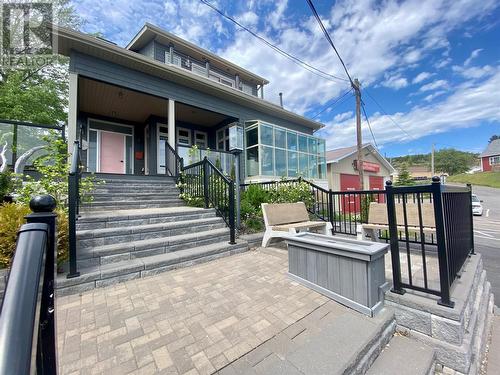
[
  {"x1": 326, "y1": 143, "x2": 395, "y2": 173},
  {"x1": 127, "y1": 23, "x2": 269, "y2": 85},
  {"x1": 480, "y1": 139, "x2": 500, "y2": 157},
  {"x1": 49, "y1": 25, "x2": 324, "y2": 131}
]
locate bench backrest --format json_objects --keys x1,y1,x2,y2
[
  {"x1": 261, "y1": 202, "x2": 309, "y2": 226},
  {"x1": 367, "y1": 202, "x2": 435, "y2": 228}
]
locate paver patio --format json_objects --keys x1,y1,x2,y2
[{"x1": 56, "y1": 247, "x2": 329, "y2": 375}]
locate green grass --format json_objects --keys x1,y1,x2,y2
[{"x1": 447, "y1": 172, "x2": 500, "y2": 188}]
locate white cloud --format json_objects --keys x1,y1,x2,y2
[
  {"x1": 412, "y1": 72, "x2": 433, "y2": 84},
  {"x1": 381, "y1": 74, "x2": 409, "y2": 90},
  {"x1": 464, "y1": 48, "x2": 483, "y2": 66},
  {"x1": 236, "y1": 11, "x2": 259, "y2": 27},
  {"x1": 452, "y1": 64, "x2": 496, "y2": 79},
  {"x1": 423, "y1": 90, "x2": 447, "y2": 102},
  {"x1": 319, "y1": 67, "x2": 500, "y2": 149},
  {"x1": 334, "y1": 111, "x2": 353, "y2": 122},
  {"x1": 419, "y1": 79, "x2": 448, "y2": 92}
]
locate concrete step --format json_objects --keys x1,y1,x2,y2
[
  {"x1": 367, "y1": 335, "x2": 435, "y2": 375},
  {"x1": 56, "y1": 240, "x2": 249, "y2": 296},
  {"x1": 77, "y1": 227, "x2": 230, "y2": 267},
  {"x1": 76, "y1": 207, "x2": 217, "y2": 230},
  {"x1": 91, "y1": 192, "x2": 180, "y2": 202},
  {"x1": 81, "y1": 199, "x2": 185, "y2": 211},
  {"x1": 76, "y1": 216, "x2": 226, "y2": 248},
  {"x1": 87, "y1": 173, "x2": 177, "y2": 184}
]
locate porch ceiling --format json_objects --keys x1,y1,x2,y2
[{"x1": 79, "y1": 78, "x2": 231, "y2": 126}]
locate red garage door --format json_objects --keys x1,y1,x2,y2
[
  {"x1": 340, "y1": 174, "x2": 361, "y2": 213},
  {"x1": 369, "y1": 176, "x2": 385, "y2": 203}
]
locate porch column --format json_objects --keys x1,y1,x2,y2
[
  {"x1": 168, "y1": 99, "x2": 175, "y2": 149},
  {"x1": 67, "y1": 72, "x2": 78, "y2": 153}
]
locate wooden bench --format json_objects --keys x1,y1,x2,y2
[
  {"x1": 261, "y1": 202, "x2": 333, "y2": 248},
  {"x1": 357, "y1": 202, "x2": 436, "y2": 242}
]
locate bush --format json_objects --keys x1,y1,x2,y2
[
  {"x1": 0, "y1": 170, "x2": 14, "y2": 199},
  {"x1": 0, "y1": 203, "x2": 30, "y2": 268},
  {"x1": 0, "y1": 203, "x2": 69, "y2": 268}
]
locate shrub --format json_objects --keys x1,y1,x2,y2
[
  {"x1": 0, "y1": 203, "x2": 30, "y2": 268},
  {"x1": 0, "y1": 170, "x2": 14, "y2": 199}
]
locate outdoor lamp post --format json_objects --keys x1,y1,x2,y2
[{"x1": 229, "y1": 123, "x2": 243, "y2": 229}]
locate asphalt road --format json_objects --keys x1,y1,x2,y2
[{"x1": 468, "y1": 185, "x2": 500, "y2": 299}]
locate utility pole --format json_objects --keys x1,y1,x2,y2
[
  {"x1": 431, "y1": 143, "x2": 435, "y2": 177},
  {"x1": 353, "y1": 78, "x2": 364, "y2": 190}
]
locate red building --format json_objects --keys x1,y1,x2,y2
[{"x1": 480, "y1": 139, "x2": 500, "y2": 172}]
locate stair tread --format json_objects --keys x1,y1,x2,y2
[
  {"x1": 78, "y1": 206, "x2": 209, "y2": 220},
  {"x1": 366, "y1": 335, "x2": 434, "y2": 375},
  {"x1": 77, "y1": 217, "x2": 224, "y2": 238},
  {"x1": 80, "y1": 227, "x2": 229, "y2": 256},
  {"x1": 58, "y1": 240, "x2": 247, "y2": 288}
]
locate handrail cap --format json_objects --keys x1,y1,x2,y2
[
  {"x1": 432, "y1": 176, "x2": 441, "y2": 184},
  {"x1": 30, "y1": 195, "x2": 56, "y2": 213}
]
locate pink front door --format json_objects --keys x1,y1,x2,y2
[{"x1": 100, "y1": 132, "x2": 125, "y2": 173}]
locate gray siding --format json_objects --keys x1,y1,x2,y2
[
  {"x1": 154, "y1": 41, "x2": 168, "y2": 63},
  {"x1": 70, "y1": 51, "x2": 314, "y2": 135},
  {"x1": 138, "y1": 40, "x2": 155, "y2": 59}
]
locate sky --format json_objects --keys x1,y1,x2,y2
[{"x1": 71, "y1": 0, "x2": 500, "y2": 157}]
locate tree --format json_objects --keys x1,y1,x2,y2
[
  {"x1": 395, "y1": 163, "x2": 414, "y2": 186},
  {"x1": 434, "y1": 149, "x2": 478, "y2": 176},
  {"x1": 0, "y1": 1, "x2": 82, "y2": 126},
  {"x1": 489, "y1": 135, "x2": 500, "y2": 143}
]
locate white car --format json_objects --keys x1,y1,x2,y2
[{"x1": 472, "y1": 194, "x2": 483, "y2": 216}]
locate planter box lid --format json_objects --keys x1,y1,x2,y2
[{"x1": 285, "y1": 233, "x2": 388, "y2": 258}]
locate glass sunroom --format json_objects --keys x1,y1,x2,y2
[{"x1": 245, "y1": 120, "x2": 326, "y2": 180}]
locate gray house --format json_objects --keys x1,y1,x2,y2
[{"x1": 53, "y1": 23, "x2": 327, "y2": 182}]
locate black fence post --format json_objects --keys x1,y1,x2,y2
[
  {"x1": 467, "y1": 183, "x2": 475, "y2": 255},
  {"x1": 229, "y1": 179, "x2": 236, "y2": 244},
  {"x1": 68, "y1": 170, "x2": 80, "y2": 279},
  {"x1": 25, "y1": 195, "x2": 58, "y2": 374},
  {"x1": 328, "y1": 189, "x2": 334, "y2": 234},
  {"x1": 431, "y1": 176, "x2": 454, "y2": 308},
  {"x1": 203, "y1": 157, "x2": 210, "y2": 209},
  {"x1": 386, "y1": 180, "x2": 405, "y2": 295}
]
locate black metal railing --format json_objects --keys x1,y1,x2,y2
[
  {"x1": 165, "y1": 142, "x2": 183, "y2": 179},
  {"x1": 386, "y1": 177, "x2": 474, "y2": 307},
  {"x1": 67, "y1": 140, "x2": 81, "y2": 278},
  {"x1": 181, "y1": 157, "x2": 235, "y2": 244},
  {"x1": 240, "y1": 178, "x2": 385, "y2": 236},
  {"x1": 0, "y1": 195, "x2": 58, "y2": 374}
]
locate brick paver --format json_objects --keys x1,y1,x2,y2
[{"x1": 57, "y1": 248, "x2": 328, "y2": 374}]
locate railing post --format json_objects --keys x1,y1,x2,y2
[
  {"x1": 203, "y1": 157, "x2": 210, "y2": 209},
  {"x1": 25, "y1": 195, "x2": 58, "y2": 374},
  {"x1": 68, "y1": 172, "x2": 80, "y2": 279},
  {"x1": 467, "y1": 183, "x2": 475, "y2": 255},
  {"x1": 328, "y1": 189, "x2": 334, "y2": 234},
  {"x1": 229, "y1": 179, "x2": 236, "y2": 244},
  {"x1": 386, "y1": 180, "x2": 405, "y2": 295},
  {"x1": 432, "y1": 176, "x2": 454, "y2": 308}
]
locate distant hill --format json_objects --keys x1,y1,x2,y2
[{"x1": 390, "y1": 149, "x2": 479, "y2": 176}]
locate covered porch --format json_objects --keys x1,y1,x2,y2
[{"x1": 72, "y1": 77, "x2": 238, "y2": 176}]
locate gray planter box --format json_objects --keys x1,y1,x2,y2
[{"x1": 286, "y1": 233, "x2": 389, "y2": 317}]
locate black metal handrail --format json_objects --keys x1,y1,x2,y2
[
  {"x1": 67, "y1": 140, "x2": 81, "y2": 278},
  {"x1": 165, "y1": 142, "x2": 183, "y2": 179},
  {"x1": 181, "y1": 157, "x2": 235, "y2": 244},
  {"x1": 386, "y1": 177, "x2": 474, "y2": 307},
  {"x1": 0, "y1": 195, "x2": 58, "y2": 374}
]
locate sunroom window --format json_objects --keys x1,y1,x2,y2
[{"x1": 244, "y1": 120, "x2": 326, "y2": 179}]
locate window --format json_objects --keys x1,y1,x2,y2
[
  {"x1": 217, "y1": 127, "x2": 230, "y2": 151},
  {"x1": 194, "y1": 131, "x2": 207, "y2": 148},
  {"x1": 244, "y1": 120, "x2": 326, "y2": 179},
  {"x1": 490, "y1": 156, "x2": 500, "y2": 165},
  {"x1": 177, "y1": 128, "x2": 191, "y2": 146},
  {"x1": 260, "y1": 124, "x2": 273, "y2": 146},
  {"x1": 275, "y1": 128, "x2": 286, "y2": 149}
]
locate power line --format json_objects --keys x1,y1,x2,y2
[
  {"x1": 311, "y1": 88, "x2": 353, "y2": 119},
  {"x1": 199, "y1": 0, "x2": 349, "y2": 84},
  {"x1": 364, "y1": 89, "x2": 415, "y2": 140},
  {"x1": 305, "y1": 0, "x2": 354, "y2": 86},
  {"x1": 361, "y1": 101, "x2": 379, "y2": 148}
]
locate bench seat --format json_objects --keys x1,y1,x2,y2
[{"x1": 261, "y1": 202, "x2": 333, "y2": 247}]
